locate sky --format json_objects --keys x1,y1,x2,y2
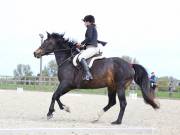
[{"x1": 0, "y1": 0, "x2": 180, "y2": 79}]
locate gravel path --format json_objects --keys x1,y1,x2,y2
[{"x1": 0, "y1": 89, "x2": 179, "y2": 135}]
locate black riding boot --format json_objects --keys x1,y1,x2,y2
[{"x1": 80, "y1": 58, "x2": 93, "y2": 80}]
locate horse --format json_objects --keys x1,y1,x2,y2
[{"x1": 34, "y1": 32, "x2": 159, "y2": 124}]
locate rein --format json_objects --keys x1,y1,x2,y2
[
  {"x1": 45, "y1": 48, "x2": 72, "y2": 55},
  {"x1": 46, "y1": 47, "x2": 77, "y2": 67},
  {"x1": 57, "y1": 55, "x2": 74, "y2": 67}
]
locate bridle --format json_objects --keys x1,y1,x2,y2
[
  {"x1": 42, "y1": 45, "x2": 78, "y2": 67},
  {"x1": 40, "y1": 46, "x2": 72, "y2": 55}
]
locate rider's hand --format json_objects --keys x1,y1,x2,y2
[{"x1": 76, "y1": 43, "x2": 81, "y2": 49}]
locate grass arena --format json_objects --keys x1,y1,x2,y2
[{"x1": 0, "y1": 89, "x2": 180, "y2": 135}]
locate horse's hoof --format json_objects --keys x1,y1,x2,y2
[
  {"x1": 47, "y1": 114, "x2": 53, "y2": 120},
  {"x1": 97, "y1": 110, "x2": 104, "y2": 118},
  {"x1": 111, "y1": 121, "x2": 121, "y2": 125},
  {"x1": 64, "y1": 106, "x2": 71, "y2": 113}
]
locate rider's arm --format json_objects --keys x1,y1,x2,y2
[{"x1": 81, "y1": 26, "x2": 93, "y2": 45}]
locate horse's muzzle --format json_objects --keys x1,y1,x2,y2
[
  {"x1": 34, "y1": 48, "x2": 44, "y2": 58},
  {"x1": 34, "y1": 52, "x2": 39, "y2": 58}
]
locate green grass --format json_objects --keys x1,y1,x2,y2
[
  {"x1": 0, "y1": 83, "x2": 180, "y2": 99},
  {"x1": 127, "y1": 90, "x2": 180, "y2": 99},
  {"x1": 156, "y1": 91, "x2": 180, "y2": 99},
  {"x1": 72, "y1": 88, "x2": 107, "y2": 95},
  {"x1": 0, "y1": 83, "x2": 57, "y2": 92}
]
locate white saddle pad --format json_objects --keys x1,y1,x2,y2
[{"x1": 73, "y1": 53, "x2": 105, "y2": 68}]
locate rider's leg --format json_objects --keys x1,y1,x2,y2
[
  {"x1": 80, "y1": 58, "x2": 93, "y2": 80},
  {"x1": 78, "y1": 46, "x2": 99, "y2": 80},
  {"x1": 78, "y1": 46, "x2": 100, "y2": 60}
]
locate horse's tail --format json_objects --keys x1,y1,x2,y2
[{"x1": 132, "y1": 64, "x2": 160, "y2": 109}]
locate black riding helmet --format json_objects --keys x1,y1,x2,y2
[{"x1": 82, "y1": 15, "x2": 95, "y2": 23}]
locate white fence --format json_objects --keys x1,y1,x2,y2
[{"x1": 0, "y1": 76, "x2": 58, "y2": 86}]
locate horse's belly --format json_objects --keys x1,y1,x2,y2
[{"x1": 77, "y1": 79, "x2": 107, "y2": 89}]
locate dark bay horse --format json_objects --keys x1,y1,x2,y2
[{"x1": 34, "y1": 32, "x2": 159, "y2": 124}]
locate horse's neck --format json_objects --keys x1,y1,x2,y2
[{"x1": 54, "y1": 52, "x2": 72, "y2": 66}]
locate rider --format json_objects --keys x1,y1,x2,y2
[
  {"x1": 76, "y1": 15, "x2": 100, "y2": 81},
  {"x1": 149, "y1": 72, "x2": 157, "y2": 90}
]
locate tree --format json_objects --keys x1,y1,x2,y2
[
  {"x1": 42, "y1": 66, "x2": 49, "y2": 76},
  {"x1": 132, "y1": 58, "x2": 139, "y2": 64},
  {"x1": 13, "y1": 64, "x2": 33, "y2": 77},
  {"x1": 42, "y1": 60, "x2": 57, "y2": 77},
  {"x1": 48, "y1": 60, "x2": 57, "y2": 76},
  {"x1": 121, "y1": 55, "x2": 139, "y2": 64}
]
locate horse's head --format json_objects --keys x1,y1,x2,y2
[{"x1": 34, "y1": 32, "x2": 67, "y2": 58}]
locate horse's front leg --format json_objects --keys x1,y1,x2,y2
[
  {"x1": 56, "y1": 85, "x2": 72, "y2": 112},
  {"x1": 47, "y1": 83, "x2": 71, "y2": 119}
]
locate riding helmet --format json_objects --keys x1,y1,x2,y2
[{"x1": 82, "y1": 15, "x2": 95, "y2": 23}]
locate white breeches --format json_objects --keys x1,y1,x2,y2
[{"x1": 78, "y1": 45, "x2": 100, "y2": 61}]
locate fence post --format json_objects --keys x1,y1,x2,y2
[{"x1": 5, "y1": 76, "x2": 7, "y2": 88}]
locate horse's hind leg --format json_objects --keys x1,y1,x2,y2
[
  {"x1": 111, "y1": 85, "x2": 127, "y2": 124},
  {"x1": 103, "y1": 88, "x2": 116, "y2": 112},
  {"x1": 94, "y1": 88, "x2": 116, "y2": 121}
]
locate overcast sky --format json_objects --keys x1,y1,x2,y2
[{"x1": 0, "y1": 0, "x2": 180, "y2": 79}]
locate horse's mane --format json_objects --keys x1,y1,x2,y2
[
  {"x1": 51, "y1": 33, "x2": 77, "y2": 48},
  {"x1": 51, "y1": 33, "x2": 64, "y2": 39}
]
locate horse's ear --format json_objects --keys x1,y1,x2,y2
[
  {"x1": 46, "y1": 31, "x2": 51, "y2": 38},
  {"x1": 60, "y1": 32, "x2": 65, "y2": 37},
  {"x1": 64, "y1": 38, "x2": 69, "y2": 43}
]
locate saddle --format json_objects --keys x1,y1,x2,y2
[{"x1": 73, "y1": 52, "x2": 104, "y2": 68}]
